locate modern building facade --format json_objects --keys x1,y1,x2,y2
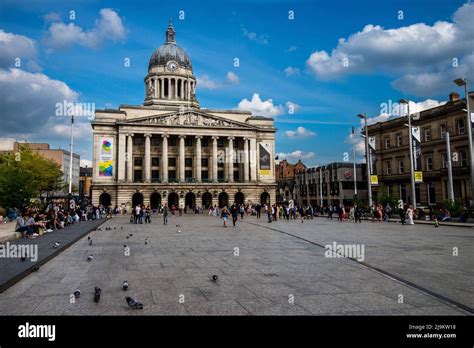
[
  {"x1": 366, "y1": 92, "x2": 474, "y2": 206},
  {"x1": 295, "y1": 162, "x2": 367, "y2": 207},
  {"x1": 90, "y1": 21, "x2": 277, "y2": 209},
  {"x1": 275, "y1": 159, "x2": 306, "y2": 203}
]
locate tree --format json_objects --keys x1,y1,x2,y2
[{"x1": 0, "y1": 145, "x2": 63, "y2": 210}]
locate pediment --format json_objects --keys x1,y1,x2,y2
[{"x1": 120, "y1": 111, "x2": 256, "y2": 129}]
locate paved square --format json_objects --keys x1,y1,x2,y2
[{"x1": 0, "y1": 214, "x2": 471, "y2": 315}]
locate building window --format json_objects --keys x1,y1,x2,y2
[
  {"x1": 133, "y1": 137, "x2": 143, "y2": 146},
  {"x1": 384, "y1": 137, "x2": 390, "y2": 149},
  {"x1": 201, "y1": 138, "x2": 209, "y2": 147},
  {"x1": 185, "y1": 170, "x2": 192, "y2": 179},
  {"x1": 218, "y1": 162, "x2": 224, "y2": 168},
  {"x1": 425, "y1": 155, "x2": 433, "y2": 171},
  {"x1": 201, "y1": 158, "x2": 209, "y2": 167},
  {"x1": 218, "y1": 170, "x2": 224, "y2": 181},
  {"x1": 385, "y1": 160, "x2": 392, "y2": 175},
  {"x1": 185, "y1": 138, "x2": 193, "y2": 147},
  {"x1": 398, "y1": 160, "x2": 405, "y2": 174},
  {"x1": 168, "y1": 170, "x2": 176, "y2": 180},
  {"x1": 152, "y1": 157, "x2": 160, "y2": 166},
  {"x1": 460, "y1": 149, "x2": 468, "y2": 167},
  {"x1": 217, "y1": 139, "x2": 224, "y2": 147},
  {"x1": 424, "y1": 127, "x2": 431, "y2": 142},
  {"x1": 134, "y1": 157, "x2": 142, "y2": 166},
  {"x1": 185, "y1": 158, "x2": 192, "y2": 167},
  {"x1": 151, "y1": 170, "x2": 160, "y2": 181},
  {"x1": 396, "y1": 133, "x2": 403, "y2": 147},
  {"x1": 134, "y1": 170, "x2": 142, "y2": 182},
  {"x1": 441, "y1": 153, "x2": 447, "y2": 169},
  {"x1": 151, "y1": 138, "x2": 160, "y2": 146},
  {"x1": 169, "y1": 137, "x2": 177, "y2": 147},
  {"x1": 427, "y1": 182, "x2": 436, "y2": 205},
  {"x1": 439, "y1": 123, "x2": 447, "y2": 139},
  {"x1": 400, "y1": 184, "x2": 407, "y2": 202},
  {"x1": 202, "y1": 170, "x2": 209, "y2": 180},
  {"x1": 168, "y1": 157, "x2": 176, "y2": 167},
  {"x1": 234, "y1": 171, "x2": 240, "y2": 181},
  {"x1": 456, "y1": 118, "x2": 465, "y2": 135}
]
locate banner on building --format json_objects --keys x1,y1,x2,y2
[
  {"x1": 98, "y1": 138, "x2": 114, "y2": 177},
  {"x1": 414, "y1": 171, "x2": 423, "y2": 183},
  {"x1": 259, "y1": 143, "x2": 271, "y2": 176},
  {"x1": 412, "y1": 126, "x2": 421, "y2": 171},
  {"x1": 370, "y1": 175, "x2": 379, "y2": 186},
  {"x1": 368, "y1": 136, "x2": 377, "y2": 178}
]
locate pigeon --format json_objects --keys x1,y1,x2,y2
[
  {"x1": 87, "y1": 254, "x2": 94, "y2": 262},
  {"x1": 94, "y1": 287, "x2": 101, "y2": 302},
  {"x1": 212, "y1": 275, "x2": 218, "y2": 282},
  {"x1": 88, "y1": 236, "x2": 93, "y2": 246},
  {"x1": 121, "y1": 227, "x2": 123, "y2": 230},
  {"x1": 123, "y1": 281, "x2": 129, "y2": 291},
  {"x1": 123, "y1": 245, "x2": 127, "y2": 249},
  {"x1": 53, "y1": 242, "x2": 60, "y2": 248},
  {"x1": 177, "y1": 230, "x2": 181, "y2": 233},
  {"x1": 129, "y1": 233, "x2": 133, "y2": 237},
  {"x1": 114, "y1": 227, "x2": 116, "y2": 230},
  {"x1": 98, "y1": 228, "x2": 102, "y2": 231},
  {"x1": 125, "y1": 296, "x2": 143, "y2": 309},
  {"x1": 176, "y1": 224, "x2": 181, "y2": 227},
  {"x1": 126, "y1": 236, "x2": 129, "y2": 239},
  {"x1": 32, "y1": 266, "x2": 40, "y2": 272},
  {"x1": 73, "y1": 289, "x2": 81, "y2": 298},
  {"x1": 144, "y1": 239, "x2": 148, "y2": 245}
]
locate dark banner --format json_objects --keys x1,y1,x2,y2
[{"x1": 259, "y1": 143, "x2": 270, "y2": 171}]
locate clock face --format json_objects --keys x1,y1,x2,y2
[{"x1": 167, "y1": 61, "x2": 178, "y2": 72}]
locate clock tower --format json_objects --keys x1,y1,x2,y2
[{"x1": 144, "y1": 19, "x2": 199, "y2": 108}]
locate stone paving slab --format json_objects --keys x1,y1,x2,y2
[{"x1": 0, "y1": 214, "x2": 470, "y2": 315}]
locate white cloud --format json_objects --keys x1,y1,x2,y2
[
  {"x1": 80, "y1": 159, "x2": 92, "y2": 168},
  {"x1": 44, "y1": 8, "x2": 126, "y2": 49},
  {"x1": 226, "y1": 71, "x2": 239, "y2": 84},
  {"x1": 237, "y1": 93, "x2": 284, "y2": 117},
  {"x1": 241, "y1": 26, "x2": 268, "y2": 44},
  {"x1": 286, "y1": 127, "x2": 315, "y2": 138},
  {"x1": 287, "y1": 46, "x2": 298, "y2": 52},
  {"x1": 0, "y1": 68, "x2": 78, "y2": 135},
  {"x1": 286, "y1": 101, "x2": 301, "y2": 114},
  {"x1": 277, "y1": 151, "x2": 315, "y2": 162},
  {"x1": 44, "y1": 12, "x2": 61, "y2": 22},
  {"x1": 197, "y1": 75, "x2": 219, "y2": 89},
  {"x1": 284, "y1": 66, "x2": 300, "y2": 77},
  {"x1": 305, "y1": 3, "x2": 474, "y2": 95},
  {"x1": 0, "y1": 30, "x2": 39, "y2": 70}
]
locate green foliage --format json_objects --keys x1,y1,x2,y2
[
  {"x1": 0, "y1": 145, "x2": 63, "y2": 210},
  {"x1": 442, "y1": 198, "x2": 463, "y2": 216}
]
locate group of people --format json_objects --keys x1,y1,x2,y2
[{"x1": 14, "y1": 203, "x2": 105, "y2": 239}]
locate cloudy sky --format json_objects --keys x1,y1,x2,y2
[{"x1": 0, "y1": 0, "x2": 473, "y2": 167}]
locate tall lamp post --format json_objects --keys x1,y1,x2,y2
[
  {"x1": 454, "y1": 78, "x2": 474, "y2": 206},
  {"x1": 351, "y1": 127, "x2": 358, "y2": 197},
  {"x1": 68, "y1": 115, "x2": 74, "y2": 195},
  {"x1": 357, "y1": 113, "x2": 372, "y2": 208},
  {"x1": 399, "y1": 99, "x2": 417, "y2": 209}
]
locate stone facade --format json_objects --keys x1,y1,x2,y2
[{"x1": 90, "y1": 21, "x2": 276, "y2": 209}]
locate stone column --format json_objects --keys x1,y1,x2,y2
[
  {"x1": 250, "y1": 137, "x2": 257, "y2": 182},
  {"x1": 228, "y1": 137, "x2": 234, "y2": 182},
  {"x1": 167, "y1": 79, "x2": 171, "y2": 99},
  {"x1": 144, "y1": 133, "x2": 151, "y2": 182},
  {"x1": 126, "y1": 133, "x2": 134, "y2": 182},
  {"x1": 179, "y1": 135, "x2": 186, "y2": 182},
  {"x1": 118, "y1": 133, "x2": 126, "y2": 181},
  {"x1": 195, "y1": 135, "x2": 202, "y2": 182},
  {"x1": 161, "y1": 134, "x2": 168, "y2": 183},
  {"x1": 174, "y1": 78, "x2": 178, "y2": 99},
  {"x1": 243, "y1": 137, "x2": 249, "y2": 182},
  {"x1": 180, "y1": 79, "x2": 184, "y2": 99},
  {"x1": 212, "y1": 136, "x2": 218, "y2": 182},
  {"x1": 154, "y1": 78, "x2": 158, "y2": 98}
]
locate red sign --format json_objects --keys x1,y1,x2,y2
[{"x1": 344, "y1": 171, "x2": 352, "y2": 179}]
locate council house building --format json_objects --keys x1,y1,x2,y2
[{"x1": 90, "y1": 21, "x2": 277, "y2": 210}]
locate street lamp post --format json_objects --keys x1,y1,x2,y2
[
  {"x1": 357, "y1": 114, "x2": 372, "y2": 208},
  {"x1": 319, "y1": 166, "x2": 323, "y2": 207},
  {"x1": 399, "y1": 99, "x2": 417, "y2": 209},
  {"x1": 68, "y1": 115, "x2": 74, "y2": 195},
  {"x1": 446, "y1": 131, "x2": 454, "y2": 202},
  {"x1": 454, "y1": 78, "x2": 474, "y2": 206},
  {"x1": 352, "y1": 127, "x2": 358, "y2": 196}
]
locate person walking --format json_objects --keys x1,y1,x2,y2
[
  {"x1": 327, "y1": 205, "x2": 333, "y2": 220},
  {"x1": 406, "y1": 205, "x2": 415, "y2": 225},
  {"x1": 267, "y1": 205, "x2": 273, "y2": 223},
  {"x1": 398, "y1": 199, "x2": 405, "y2": 225},
  {"x1": 162, "y1": 203, "x2": 169, "y2": 225},
  {"x1": 230, "y1": 203, "x2": 238, "y2": 227},
  {"x1": 144, "y1": 205, "x2": 151, "y2": 224},
  {"x1": 354, "y1": 204, "x2": 362, "y2": 223},
  {"x1": 221, "y1": 205, "x2": 230, "y2": 228}
]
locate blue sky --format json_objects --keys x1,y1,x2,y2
[{"x1": 0, "y1": 0, "x2": 472, "y2": 166}]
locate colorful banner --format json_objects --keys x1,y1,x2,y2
[
  {"x1": 259, "y1": 143, "x2": 271, "y2": 176},
  {"x1": 98, "y1": 138, "x2": 113, "y2": 177}
]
